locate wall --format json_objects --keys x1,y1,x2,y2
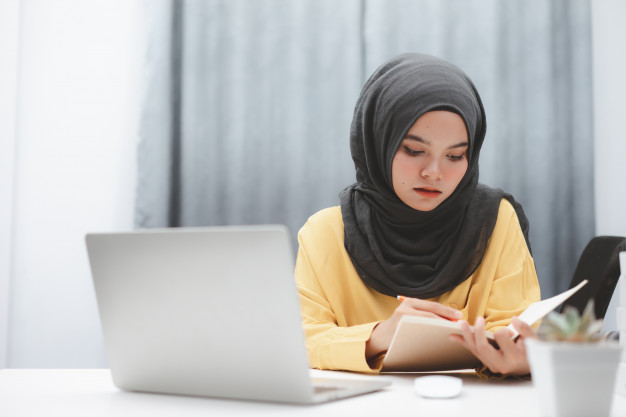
[
  {"x1": 0, "y1": 0, "x2": 21, "y2": 369},
  {"x1": 591, "y1": 0, "x2": 626, "y2": 332},
  {"x1": 2, "y1": 0, "x2": 142, "y2": 367}
]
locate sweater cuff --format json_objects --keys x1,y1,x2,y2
[{"x1": 325, "y1": 321, "x2": 382, "y2": 373}]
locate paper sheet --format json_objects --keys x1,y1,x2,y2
[{"x1": 507, "y1": 279, "x2": 588, "y2": 338}]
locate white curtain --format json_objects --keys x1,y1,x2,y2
[
  {"x1": 0, "y1": 0, "x2": 20, "y2": 369},
  {"x1": 2, "y1": 0, "x2": 141, "y2": 368},
  {"x1": 136, "y1": 0, "x2": 594, "y2": 297}
]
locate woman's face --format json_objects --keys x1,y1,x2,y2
[{"x1": 392, "y1": 111, "x2": 469, "y2": 212}]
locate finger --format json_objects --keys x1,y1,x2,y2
[
  {"x1": 401, "y1": 297, "x2": 463, "y2": 321},
  {"x1": 512, "y1": 317, "x2": 537, "y2": 339},
  {"x1": 493, "y1": 327, "x2": 517, "y2": 352},
  {"x1": 472, "y1": 317, "x2": 495, "y2": 352},
  {"x1": 450, "y1": 320, "x2": 473, "y2": 347},
  {"x1": 474, "y1": 319, "x2": 509, "y2": 367},
  {"x1": 473, "y1": 320, "x2": 511, "y2": 372},
  {"x1": 449, "y1": 333, "x2": 469, "y2": 348},
  {"x1": 493, "y1": 328, "x2": 529, "y2": 374},
  {"x1": 459, "y1": 319, "x2": 502, "y2": 371},
  {"x1": 394, "y1": 307, "x2": 448, "y2": 321},
  {"x1": 457, "y1": 320, "x2": 479, "y2": 353}
]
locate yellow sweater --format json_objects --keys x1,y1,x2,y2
[{"x1": 295, "y1": 199, "x2": 540, "y2": 373}]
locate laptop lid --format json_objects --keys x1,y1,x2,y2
[{"x1": 85, "y1": 225, "x2": 389, "y2": 404}]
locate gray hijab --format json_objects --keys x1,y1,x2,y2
[{"x1": 339, "y1": 53, "x2": 530, "y2": 299}]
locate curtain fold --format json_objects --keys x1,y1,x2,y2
[
  {"x1": 136, "y1": 0, "x2": 594, "y2": 297},
  {"x1": 137, "y1": 0, "x2": 363, "y2": 236}
]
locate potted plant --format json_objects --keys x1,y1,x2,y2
[{"x1": 526, "y1": 300, "x2": 622, "y2": 417}]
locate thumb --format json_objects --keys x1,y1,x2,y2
[{"x1": 512, "y1": 317, "x2": 537, "y2": 339}]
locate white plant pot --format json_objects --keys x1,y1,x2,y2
[{"x1": 526, "y1": 339, "x2": 621, "y2": 417}]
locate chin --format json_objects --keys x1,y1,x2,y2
[
  {"x1": 397, "y1": 191, "x2": 446, "y2": 212},
  {"x1": 408, "y1": 201, "x2": 440, "y2": 212}
]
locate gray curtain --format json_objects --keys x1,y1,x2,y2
[{"x1": 136, "y1": 0, "x2": 594, "y2": 297}]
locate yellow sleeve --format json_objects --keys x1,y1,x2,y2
[
  {"x1": 294, "y1": 208, "x2": 390, "y2": 373},
  {"x1": 478, "y1": 199, "x2": 541, "y2": 332},
  {"x1": 295, "y1": 227, "x2": 382, "y2": 373}
]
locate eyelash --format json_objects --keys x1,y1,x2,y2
[
  {"x1": 402, "y1": 146, "x2": 424, "y2": 156},
  {"x1": 402, "y1": 146, "x2": 466, "y2": 162}
]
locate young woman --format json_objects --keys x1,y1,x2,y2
[{"x1": 295, "y1": 53, "x2": 540, "y2": 377}]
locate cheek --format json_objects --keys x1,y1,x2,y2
[
  {"x1": 447, "y1": 162, "x2": 468, "y2": 187},
  {"x1": 392, "y1": 155, "x2": 418, "y2": 183},
  {"x1": 391, "y1": 156, "x2": 403, "y2": 187}
]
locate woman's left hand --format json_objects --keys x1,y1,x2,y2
[{"x1": 449, "y1": 316, "x2": 536, "y2": 376}]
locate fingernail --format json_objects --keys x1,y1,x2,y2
[{"x1": 455, "y1": 311, "x2": 463, "y2": 318}]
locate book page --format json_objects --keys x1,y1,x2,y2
[{"x1": 506, "y1": 279, "x2": 588, "y2": 338}]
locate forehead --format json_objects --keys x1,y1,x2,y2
[{"x1": 404, "y1": 111, "x2": 469, "y2": 144}]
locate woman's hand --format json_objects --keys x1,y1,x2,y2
[
  {"x1": 449, "y1": 316, "x2": 537, "y2": 376},
  {"x1": 365, "y1": 297, "x2": 463, "y2": 359}
]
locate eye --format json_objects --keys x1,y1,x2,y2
[
  {"x1": 447, "y1": 154, "x2": 466, "y2": 162},
  {"x1": 402, "y1": 146, "x2": 424, "y2": 156}
]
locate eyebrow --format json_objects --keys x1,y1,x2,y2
[{"x1": 403, "y1": 134, "x2": 469, "y2": 150}]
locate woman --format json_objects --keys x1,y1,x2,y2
[{"x1": 295, "y1": 53, "x2": 540, "y2": 377}]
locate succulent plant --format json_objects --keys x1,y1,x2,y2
[{"x1": 537, "y1": 300, "x2": 604, "y2": 342}]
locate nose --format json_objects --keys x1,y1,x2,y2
[{"x1": 421, "y1": 157, "x2": 442, "y2": 180}]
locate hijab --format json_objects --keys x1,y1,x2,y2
[{"x1": 339, "y1": 53, "x2": 530, "y2": 299}]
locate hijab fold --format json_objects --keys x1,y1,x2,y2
[{"x1": 339, "y1": 53, "x2": 530, "y2": 299}]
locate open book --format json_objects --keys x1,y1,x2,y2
[{"x1": 381, "y1": 280, "x2": 588, "y2": 372}]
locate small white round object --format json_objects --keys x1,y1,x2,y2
[{"x1": 414, "y1": 375, "x2": 462, "y2": 399}]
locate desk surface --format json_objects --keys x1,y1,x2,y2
[{"x1": 0, "y1": 369, "x2": 625, "y2": 416}]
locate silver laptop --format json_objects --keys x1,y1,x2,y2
[{"x1": 85, "y1": 225, "x2": 390, "y2": 404}]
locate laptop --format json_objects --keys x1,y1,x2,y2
[{"x1": 85, "y1": 225, "x2": 390, "y2": 404}]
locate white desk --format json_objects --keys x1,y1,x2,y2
[{"x1": 0, "y1": 369, "x2": 625, "y2": 416}]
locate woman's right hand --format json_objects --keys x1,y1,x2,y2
[{"x1": 365, "y1": 297, "x2": 463, "y2": 359}]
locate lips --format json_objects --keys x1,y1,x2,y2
[{"x1": 414, "y1": 187, "x2": 442, "y2": 198}]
